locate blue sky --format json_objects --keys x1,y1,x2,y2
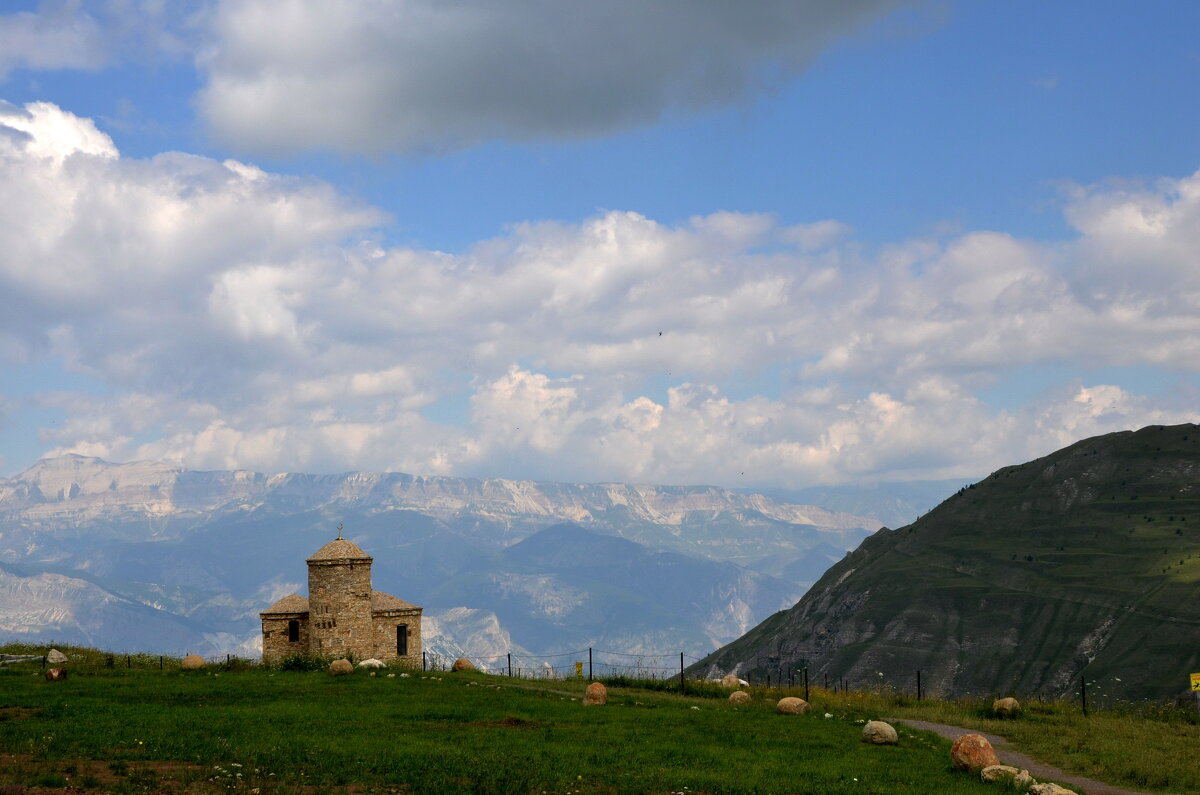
[{"x1": 1, "y1": 0, "x2": 1199, "y2": 487}]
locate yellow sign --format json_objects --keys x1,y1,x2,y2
[
  {"x1": 1191, "y1": 672, "x2": 1200, "y2": 692},
  {"x1": 575, "y1": 661, "x2": 583, "y2": 677}
]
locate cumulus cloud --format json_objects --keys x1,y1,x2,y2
[
  {"x1": 196, "y1": 0, "x2": 909, "y2": 153},
  {"x1": 6, "y1": 101, "x2": 1200, "y2": 484}
]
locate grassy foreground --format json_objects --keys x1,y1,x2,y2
[
  {"x1": 2, "y1": 646, "x2": 1196, "y2": 794},
  {"x1": 2, "y1": 657, "x2": 987, "y2": 795}
]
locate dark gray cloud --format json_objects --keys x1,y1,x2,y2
[{"x1": 197, "y1": 0, "x2": 909, "y2": 153}]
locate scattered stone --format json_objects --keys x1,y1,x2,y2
[
  {"x1": 992, "y1": 696, "x2": 1021, "y2": 717},
  {"x1": 44, "y1": 668, "x2": 67, "y2": 682},
  {"x1": 728, "y1": 690, "x2": 750, "y2": 704},
  {"x1": 452, "y1": 657, "x2": 476, "y2": 672},
  {"x1": 358, "y1": 658, "x2": 386, "y2": 669},
  {"x1": 980, "y1": 764, "x2": 1019, "y2": 784},
  {"x1": 720, "y1": 673, "x2": 741, "y2": 688},
  {"x1": 180, "y1": 654, "x2": 205, "y2": 670},
  {"x1": 1029, "y1": 784, "x2": 1075, "y2": 795},
  {"x1": 386, "y1": 673, "x2": 396, "y2": 678},
  {"x1": 950, "y1": 733, "x2": 1000, "y2": 773},
  {"x1": 861, "y1": 720, "x2": 898, "y2": 745},
  {"x1": 583, "y1": 682, "x2": 607, "y2": 706},
  {"x1": 776, "y1": 697, "x2": 810, "y2": 715},
  {"x1": 1013, "y1": 770, "x2": 1036, "y2": 790},
  {"x1": 328, "y1": 658, "x2": 353, "y2": 676},
  {"x1": 46, "y1": 649, "x2": 68, "y2": 664}
]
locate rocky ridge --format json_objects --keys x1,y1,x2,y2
[{"x1": 694, "y1": 424, "x2": 1200, "y2": 700}]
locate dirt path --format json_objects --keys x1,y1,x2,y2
[{"x1": 895, "y1": 719, "x2": 1153, "y2": 795}]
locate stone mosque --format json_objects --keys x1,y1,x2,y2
[{"x1": 260, "y1": 527, "x2": 422, "y2": 665}]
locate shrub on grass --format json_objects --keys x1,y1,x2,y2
[{"x1": 277, "y1": 653, "x2": 331, "y2": 672}]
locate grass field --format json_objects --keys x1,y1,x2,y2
[
  {"x1": 1, "y1": 645, "x2": 1196, "y2": 794},
  {"x1": 0, "y1": 651, "x2": 992, "y2": 795}
]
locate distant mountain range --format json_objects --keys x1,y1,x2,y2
[
  {"x1": 694, "y1": 423, "x2": 1200, "y2": 700},
  {"x1": 0, "y1": 455, "x2": 879, "y2": 659}
]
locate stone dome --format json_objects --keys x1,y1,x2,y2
[{"x1": 307, "y1": 538, "x2": 372, "y2": 562}]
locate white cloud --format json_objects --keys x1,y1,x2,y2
[
  {"x1": 5, "y1": 101, "x2": 1200, "y2": 484},
  {"x1": 0, "y1": 1, "x2": 195, "y2": 78},
  {"x1": 196, "y1": 0, "x2": 910, "y2": 153},
  {"x1": 0, "y1": 3, "x2": 107, "y2": 77}
]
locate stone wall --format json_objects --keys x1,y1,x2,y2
[
  {"x1": 308, "y1": 559, "x2": 374, "y2": 658},
  {"x1": 261, "y1": 614, "x2": 309, "y2": 663},
  {"x1": 372, "y1": 608, "x2": 423, "y2": 667}
]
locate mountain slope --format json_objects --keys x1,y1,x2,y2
[
  {"x1": 425, "y1": 523, "x2": 800, "y2": 653},
  {"x1": 694, "y1": 423, "x2": 1200, "y2": 699},
  {"x1": 0, "y1": 455, "x2": 874, "y2": 656}
]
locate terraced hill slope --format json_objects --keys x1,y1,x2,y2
[{"x1": 694, "y1": 423, "x2": 1200, "y2": 700}]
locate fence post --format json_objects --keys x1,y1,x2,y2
[
  {"x1": 588, "y1": 647, "x2": 592, "y2": 680},
  {"x1": 422, "y1": 651, "x2": 426, "y2": 671},
  {"x1": 42, "y1": 655, "x2": 46, "y2": 670},
  {"x1": 508, "y1": 653, "x2": 512, "y2": 677},
  {"x1": 679, "y1": 652, "x2": 685, "y2": 693},
  {"x1": 1080, "y1": 674, "x2": 1088, "y2": 717},
  {"x1": 226, "y1": 654, "x2": 231, "y2": 665},
  {"x1": 126, "y1": 655, "x2": 131, "y2": 668},
  {"x1": 804, "y1": 667, "x2": 809, "y2": 701},
  {"x1": 766, "y1": 673, "x2": 771, "y2": 688},
  {"x1": 917, "y1": 670, "x2": 922, "y2": 701},
  {"x1": 159, "y1": 656, "x2": 163, "y2": 670}
]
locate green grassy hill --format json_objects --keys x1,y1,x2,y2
[
  {"x1": 0, "y1": 652, "x2": 1005, "y2": 795},
  {"x1": 694, "y1": 423, "x2": 1200, "y2": 700}
]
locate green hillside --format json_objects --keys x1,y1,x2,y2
[
  {"x1": 694, "y1": 423, "x2": 1200, "y2": 700},
  {"x1": 0, "y1": 653, "x2": 1002, "y2": 795}
]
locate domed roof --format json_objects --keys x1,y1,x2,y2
[{"x1": 307, "y1": 537, "x2": 372, "y2": 562}]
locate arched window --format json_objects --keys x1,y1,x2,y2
[
  {"x1": 288, "y1": 619, "x2": 300, "y2": 643},
  {"x1": 396, "y1": 624, "x2": 408, "y2": 656}
]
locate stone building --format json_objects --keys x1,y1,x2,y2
[{"x1": 260, "y1": 530, "x2": 422, "y2": 665}]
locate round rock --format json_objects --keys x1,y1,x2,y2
[
  {"x1": 358, "y1": 658, "x2": 386, "y2": 669},
  {"x1": 950, "y1": 733, "x2": 1000, "y2": 773},
  {"x1": 861, "y1": 720, "x2": 898, "y2": 745},
  {"x1": 776, "y1": 697, "x2": 810, "y2": 715},
  {"x1": 583, "y1": 681, "x2": 607, "y2": 706},
  {"x1": 44, "y1": 668, "x2": 67, "y2": 682},
  {"x1": 728, "y1": 690, "x2": 751, "y2": 704},
  {"x1": 46, "y1": 649, "x2": 68, "y2": 664},
  {"x1": 992, "y1": 696, "x2": 1021, "y2": 717},
  {"x1": 180, "y1": 654, "x2": 205, "y2": 670},
  {"x1": 328, "y1": 658, "x2": 354, "y2": 676},
  {"x1": 1029, "y1": 785, "x2": 1076, "y2": 795},
  {"x1": 451, "y1": 657, "x2": 476, "y2": 672},
  {"x1": 980, "y1": 764, "x2": 1020, "y2": 784},
  {"x1": 719, "y1": 673, "x2": 741, "y2": 688}
]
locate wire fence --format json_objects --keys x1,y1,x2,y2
[
  {"x1": 422, "y1": 647, "x2": 707, "y2": 682},
  {"x1": 12, "y1": 645, "x2": 1195, "y2": 718}
]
